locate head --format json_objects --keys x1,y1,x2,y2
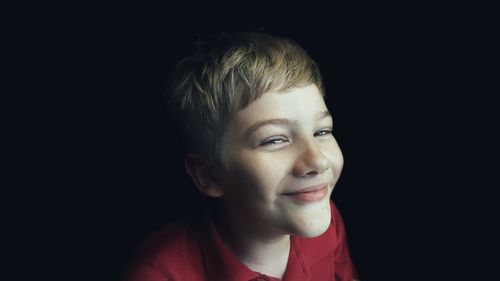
[
  {"x1": 166, "y1": 32, "x2": 343, "y2": 238},
  {"x1": 167, "y1": 32, "x2": 324, "y2": 167}
]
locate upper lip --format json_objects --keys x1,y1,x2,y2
[{"x1": 281, "y1": 183, "x2": 329, "y2": 195}]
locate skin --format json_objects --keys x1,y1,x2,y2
[{"x1": 210, "y1": 84, "x2": 345, "y2": 277}]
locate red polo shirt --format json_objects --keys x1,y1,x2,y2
[{"x1": 123, "y1": 200, "x2": 357, "y2": 281}]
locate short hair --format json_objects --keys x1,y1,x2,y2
[{"x1": 165, "y1": 32, "x2": 325, "y2": 166}]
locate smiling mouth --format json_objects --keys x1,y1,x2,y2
[{"x1": 281, "y1": 184, "x2": 329, "y2": 203}]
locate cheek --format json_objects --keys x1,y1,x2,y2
[
  {"x1": 226, "y1": 152, "x2": 291, "y2": 197},
  {"x1": 324, "y1": 144, "x2": 344, "y2": 175}
]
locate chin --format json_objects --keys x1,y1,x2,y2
[
  {"x1": 289, "y1": 204, "x2": 332, "y2": 238},
  {"x1": 297, "y1": 214, "x2": 331, "y2": 237}
]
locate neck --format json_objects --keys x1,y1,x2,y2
[{"x1": 214, "y1": 209, "x2": 291, "y2": 279}]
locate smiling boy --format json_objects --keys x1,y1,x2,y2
[{"x1": 124, "y1": 32, "x2": 358, "y2": 281}]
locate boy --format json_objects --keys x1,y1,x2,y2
[{"x1": 124, "y1": 32, "x2": 358, "y2": 281}]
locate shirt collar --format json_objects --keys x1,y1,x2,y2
[
  {"x1": 199, "y1": 214, "x2": 313, "y2": 281},
  {"x1": 200, "y1": 214, "x2": 265, "y2": 281},
  {"x1": 198, "y1": 201, "x2": 337, "y2": 281}
]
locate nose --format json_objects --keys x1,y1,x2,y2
[{"x1": 292, "y1": 139, "x2": 330, "y2": 177}]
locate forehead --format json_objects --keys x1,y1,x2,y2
[{"x1": 233, "y1": 84, "x2": 328, "y2": 127}]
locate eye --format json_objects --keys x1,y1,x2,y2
[
  {"x1": 314, "y1": 129, "x2": 333, "y2": 137},
  {"x1": 261, "y1": 136, "x2": 289, "y2": 146}
]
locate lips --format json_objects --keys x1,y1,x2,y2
[{"x1": 281, "y1": 183, "x2": 329, "y2": 203}]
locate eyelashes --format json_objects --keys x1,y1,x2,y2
[
  {"x1": 314, "y1": 129, "x2": 333, "y2": 137},
  {"x1": 260, "y1": 129, "x2": 333, "y2": 147},
  {"x1": 261, "y1": 137, "x2": 289, "y2": 146}
]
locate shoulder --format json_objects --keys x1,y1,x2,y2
[
  {"x1": 124, "y1": 219, "x2": 207, "y2": 281},
  {"x1": 136, "y1": 220, "x2": 197, "y2": 262}
]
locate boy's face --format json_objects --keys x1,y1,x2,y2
[{"x1": 217, "y1": 84, "x2": 344, "y2": 238}]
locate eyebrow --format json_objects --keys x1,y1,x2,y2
[
  {"x1": 314, "y1": 110, "x2": 332, "y2": 121},
  {"x1": 244, "y1": 110, "x2": 332, "y2": 137}
]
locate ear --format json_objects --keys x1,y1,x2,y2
[{"x1": 184, "y1": 153, "x2": 224, "y2": 198}]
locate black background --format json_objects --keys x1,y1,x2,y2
[{"x1": 8, "y1": 1, "x2": 497, "y2": 280}]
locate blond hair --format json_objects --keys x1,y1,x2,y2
[{"x1": 166, "y1": 32, "x2": 324, "y2": 165}]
